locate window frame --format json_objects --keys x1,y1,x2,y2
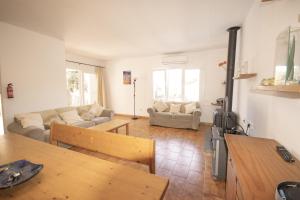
[
  {"x1": 152, "y1": 67, "x2": 201, "y2": 102},
  {"x1": 66, "y1": 62, "x2": 98, "y2": 106}
]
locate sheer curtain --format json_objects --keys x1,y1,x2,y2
[{"x1": 97, "y1": 67, "x2": 106, "y2": 107}]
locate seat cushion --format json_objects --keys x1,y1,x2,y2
[
  {"x1": 172, "y1": 113, "x2": 193, "y2": 121},
  {"x1": 92, "y1": 117, "x2": 110, "y2": 125}
]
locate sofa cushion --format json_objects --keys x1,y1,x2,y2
[
  {"x1": 164, "y1": 101, "x2": 200, "y2": 113},
  {"x1": 19, "y1": 113, "x2": 45, "y2": 130},
  {"x1": 44, "y1": 116, "x2": 66, "y2": 129},
  {"x1": 14, "y1": 113, "x2": 31, "y2": 123},
  {"x1": 71, "y1": 120, "x2": 95, "y2": 128},
  {"x1": 59, "y1": 110, "x2": 83, "y2": 125},
  {"x1": 89, "y1": 103, "x2": 104, "y2": 116},
  {"x1": 40, "y1": 109, "x2": 59, "y2": 122},
  {"x1": 92, "y1": 117, "x2": 111, "y2": 125},
  {"x1": 184, "y1": 103, "x2": 197, "y2": 114},
  {"x1": 169, "y1": 104, "x2": 181, "y2": 113},
  {"x1": 153, "y1": 101, "x2": 168, "y2": 112},
  {"x1": 81, "y1": 112, "x2": 96, "y2": 121},
  {"x1": 172, "y1": 113, "x2": 193, "y2": 121},
  {"x1": 77, "y1": 105, "x2": 91, "y2": 116},
  {"x1": 55, "y1": 106, "x2": 76, "y2": 114}
]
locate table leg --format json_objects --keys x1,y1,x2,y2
[
  {"x1": 126, "y1": 124, "x2": 129, "y2": 135},
  {"x1": 116, "y1": 128, "x2": 118, "y2": 133}
]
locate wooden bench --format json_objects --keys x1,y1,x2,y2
[{"x1": 50, "y1": 123, "x2": 156, "y2": 173}]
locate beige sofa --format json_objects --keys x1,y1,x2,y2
[
  {"x1": 7, "y1": 105, "x2": 114, "y2": 143},
  {"x1": 147, "y1": 102, "x2": 201, "y2": 130}
]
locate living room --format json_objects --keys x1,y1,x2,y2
[{"x1": 0, "y1": 0, "x2": 300, "y2": 200}]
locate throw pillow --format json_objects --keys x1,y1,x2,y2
[
  {"x1": 59, "y1": 110, "x2": 83, "y2": 125},
  {"x1": 89, "y1": 103, "x2": 104, "y2": 117},
  {"x1": 185, "y1": 103, "x2": 197, "y2": 114},
  {"x1": 169, "y1": 104, "x2": 181, "y2": 113},
  {"x1": 19, "y1": 113, "x2": 45, "y2": 130},
  {"x1": 44, "y1": 116, "x2": 66, "y2": 129},
  {"x1": 153, "y1": 101, "x2": 168, "y2": 112},
  {"x1": 81, "y1": 112, "x2": 96, "y2": 121}
]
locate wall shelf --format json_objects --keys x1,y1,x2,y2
[
  {"x1": 233, "y1": 73, "x2": 257, "y2": 80},
  {"x1": 256, "y1": 85, "x2": 300, "y2": 93}
]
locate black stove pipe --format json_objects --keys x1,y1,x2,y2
[{"x1": 225, "y1": 26, "x2": 240, "y2": 112}]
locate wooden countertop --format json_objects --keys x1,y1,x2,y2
[
  {"x1": 225, "y1": 134, "x2": 300, "y2": 199},
  {"x1": 0, "y1": 134, "x2": 169, "y2": 200}
]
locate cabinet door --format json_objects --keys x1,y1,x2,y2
[{"x1": 226, "y1": 154, "x2": 237, "y2": 200}]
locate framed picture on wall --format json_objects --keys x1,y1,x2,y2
[{"x1": 123, "y1": 71, "x2": 131, "y2": 84}]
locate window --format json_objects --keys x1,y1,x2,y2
[
  {"x1": 66, "y1": 69, "x2": 82, "y2": 106},
  {"x1": 153, "y1": 70, "x2": 166, "y2": 99},
  {"x1": 184, "y1": 69, "x2": 200, "y2": 101},
  {"x1": 166, "y1": 69, "x2": 182, "y2": 101},
  {"x1": 66, "y1": 65, "x2": 98, "y2": 106},
  {"x1": 153, "y1": 68, "x2": 200, "y2": 101},
  {"x1": 83, "y1": 73, "x2": 98, "y2": 105}
]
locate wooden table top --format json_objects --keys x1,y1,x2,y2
[
  {"x1": 0, "y1": 134, "x2": 168, "y2": 200},
  {"x1": 225, "y1": 134, "x2": 300, "y2": 200},
  {"x1": 89, "y1": 119, "x2": 130, "y2": 131}
]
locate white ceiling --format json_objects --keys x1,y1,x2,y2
[{"x1": 0, "y1": 0, "x2": 254, "y2": 60}]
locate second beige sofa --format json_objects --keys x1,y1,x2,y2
[{"x1": 7, "y1": 104, "x2": 114, "y2": 142}]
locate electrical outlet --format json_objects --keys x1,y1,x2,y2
[{"x1": 243, "y1": 119, "x2": 254, "y2": 130}]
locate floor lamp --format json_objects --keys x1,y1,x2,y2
[{"x1": 132, "y1": 78, "x2": 138, "y2": 120}]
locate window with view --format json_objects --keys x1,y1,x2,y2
[
  {"x1": 153, "y1": 68, "x2": 200, "y2": 101},
  {"x1": 66, "y1": 67, "x2": 98, "y2": 106}
]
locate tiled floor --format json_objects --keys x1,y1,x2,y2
[{"x1": 77, "y1": 115, "x2": 226, "y2": 200}]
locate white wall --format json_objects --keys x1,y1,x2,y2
[
  {"x1": 234, "y1": 0, "x2": 300, "y2": 158},
  {"x1": 0, "y1": 22, "x2": 68, "y2": 127},
  {"x1": 106, "y1": 48, "x2": 227, "y2": 123}
]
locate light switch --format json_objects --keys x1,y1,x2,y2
[{"x1": 298, "y1": 14, "x2": 300, "y2": 22}]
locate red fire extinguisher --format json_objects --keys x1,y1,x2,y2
[{"x1": 7, "y1": 83, "x2": 14, "y2": 98}]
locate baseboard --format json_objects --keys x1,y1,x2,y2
[{"x1": 115, "y1": 113, "x2": 149, "y2": 119}]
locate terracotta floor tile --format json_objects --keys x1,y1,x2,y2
[
  {"x1": 184, "y1": 183, "x2": 203, "y2": 200},
  {"x1": 176, "y1": 155, "x2": 192, "y2": 166},
  {"x1": 172, "y1": 163, "x2": 190, "y2": 178},
  {"x1": 168, "y1": 151, "x2": 180, "y2": 160},
  {"x1": 179, "y1": 149, "x2": 195, "y2": 157},
  {"x1": 187, "y1": 170, "x2": 203, "y2": 186},
  {"x1": 160, "y1": 159, "x2": 177, "y2": 171}
]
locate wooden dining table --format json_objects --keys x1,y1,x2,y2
[{"x1": 0, "y1": 133, "x2": 169, "y2": 200}]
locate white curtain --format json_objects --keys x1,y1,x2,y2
[{"x1": 97, "y1": 67, "x2": 106, "y2": 107}]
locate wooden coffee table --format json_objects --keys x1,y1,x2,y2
[{"x1": 90, "y1": 119, "x2": 130, "y2": 135}]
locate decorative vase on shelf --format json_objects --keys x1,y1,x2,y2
[
  {"x1": 274, "y1": 26, "x2": 300, "y2": 86},
  {"x1": 286, "y1": 34, "x2": 295, "y2": 83}
]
